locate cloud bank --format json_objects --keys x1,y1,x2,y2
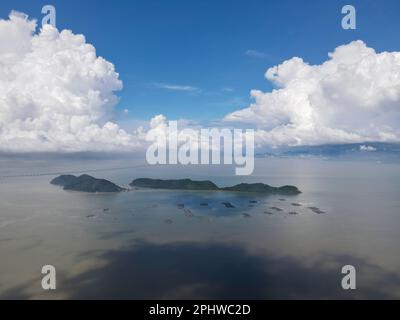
[
  {"x1": 0, "y1": 11, "x2": 143, "y2": 152},
  {"x1": 226, "y1": 41, "x2": 400, "y2": 146}
]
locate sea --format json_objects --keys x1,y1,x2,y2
[{"x1": 0, "y1": 156, "x2": 399, "y2": 299}]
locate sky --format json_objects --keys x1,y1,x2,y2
[{"x1": 1, "y1": 0, "x2": 400, "y2": 152}]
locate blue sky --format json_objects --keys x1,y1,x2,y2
[{"x1": 1, "y1": 0, "x2": 400, "y2": 123}]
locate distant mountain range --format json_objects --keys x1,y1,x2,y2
[{"x1": 256, "y1": 143, "x2": 400, "y2": 161}]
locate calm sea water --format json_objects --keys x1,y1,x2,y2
[{"x1": 0, "y1": 157, "x2": 399, "y2": 299}]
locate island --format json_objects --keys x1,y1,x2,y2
[
  {"x1": 130, "y1": 178, "x2": 301, "y2": 195},
  {"x1": 130, "y1": 178, "x2": 219, "y2": 191},
  {"x1": 50, "y1": 174, "x2": 125, "y2": 193},
  {"x1": 221, "y1": 183, "x2": 300, "y2": 195}
]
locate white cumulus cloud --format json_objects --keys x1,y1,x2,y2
[
  {"x1": 3, "y1": 11, "x2": 400, "y2": 153},
  {"x1": 225, "y1": 40, "x2": 400, "y2": 146},
  {"x1": 0, "y1": 11, "x2": 143, "y2": 152}
]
